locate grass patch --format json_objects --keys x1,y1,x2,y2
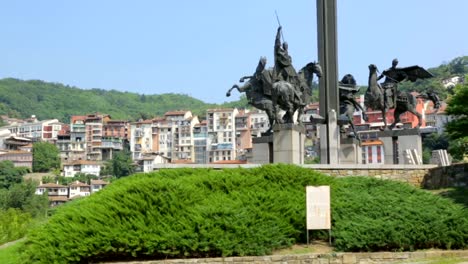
[
  {"x1": 430, "y1": 187, "x2": 468, "y2": 208},
  {"x1": 0, "y1": 241, "x2": 24, "y2": 264}
]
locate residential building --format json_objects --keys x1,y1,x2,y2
[
  {"x1": 84, "y1": 114, "x2": 111, "y2": 161},
  {"x1": 206, "y1": 108, "x2": 238, "y2": 163},
  {"x1": 90, "y1": 179, "x2": 109, "y2": 193},
  {"x1": 68, "y1": 181, "x2": 91, "y2": 198},
  {"x1": 193, "y1": 121, "x2": 208, "y2": 164},
  {"x1": 62, "y1": 160, "x2": 101, "y2": 177},
  {"x1": 164, "y1": 111, "x2": 200, "y2": 162},
  {"x1": 249, "y1": 110, "x2": 270, "y2": 137},
  {"x1": 0, "y1": 150, "x2": 32, "y2": 169},
  {"x1": 4, "y1": 115, "x2": 63, "y2": 142},
  {"x1": 129, "y1": 120, "x2": 154, "y2": 160},
  {"x1": 35, "y1": 183, "x2": 69, "y2": 207},
  {"x1": 100, "y1": 120, "x2": 128, "y2": 160},
  {"x1": 235, "y1": 110, "x2": 253, "y2": 161}
]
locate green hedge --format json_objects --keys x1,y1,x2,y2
[{"x1": 20, "y1": 165, "x2": 468, "y2": 263}]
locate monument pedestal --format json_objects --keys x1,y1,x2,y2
[
  {"x1": 378, "y1": 128, "x2": 422, "y2": 165},
  {"x1": 273, "y1": 124, "x2": 305, "y2": 164},
  {"x1": 339, "y1": 138, "x2": 362, "y2": 164},
  {"x1": 251, "y1": 134, "x2": 273, "y2": 164}
]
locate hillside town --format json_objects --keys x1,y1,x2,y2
[{"x1": 0, "y1": 92, "x2": 453, "y2": 172}]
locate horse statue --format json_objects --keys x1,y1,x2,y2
[
  {"x1": 339, "y1": 74, "x2": 368, "y2": 140},
  {"x1": 364, "y1": 64, "x2": 387, "y2": 128},
  {"x1": 227, "y1": 59, "x2": 322, "y2": 132},
  {"x1": 271, "y1": 61, "x2": 322, "y2": 124},
  {"x1": 365, "y1": 64, "x2": 440, "y2": 130},
  {"x1": 226, "y1": 57, "x2": 276, "y2": 132}
]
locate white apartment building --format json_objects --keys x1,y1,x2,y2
[
  {"x1": 164, "y1": 111, "x2": 199, "y2": 162},
  {"x1": 62, "y1": 160, "x2": 101, "y2": 177},
  {"x1": 5, "y1": 115, "x2": 62, "y2": 141},
  {"x1": 206, "y1": 108, "x2": 238, "y2": 163},
  {"x1": 249, "y1": 110, "x2": 270, "y2": 137},
  {"x1": 129, "y1": 120, "x2": 154, "y2": 160}
]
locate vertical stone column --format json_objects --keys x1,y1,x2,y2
[
  {"x1": 317, "y1": 0, "x2": 340, "y2": 164},
  {"x1": 273, "y1": 124, "x2": 305, "y2": 164}
]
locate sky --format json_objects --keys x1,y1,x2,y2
[{"x1": 1, "y1": 0, "x2": 467, "y2": 104}]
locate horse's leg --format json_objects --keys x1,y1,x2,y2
[
  {"x1": 266, "y1": 105, "x2": 275, "y2": 132},
  {"x1": 297, "y1": 106, "x2": 303, "y2": 124},
  {"x1": 389, "y1": 108, "x2": 400, "y2": 130},
  {"x1": 381, "y1": 108, "x2": 388, "y2": 130}
]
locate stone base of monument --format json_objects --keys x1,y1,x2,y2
[
  {"x1": 378, "y1": 128, "x2": 422, "y2": 165},
  {"x1": 251, "y1": 134, "x2": 273, "y2": 164},
  {"x1": 273, "y1": 124, "x2": 305, "y2": 164},
  {"x1": 339, "y1": 137, "x2": 362, "y2": 164}
]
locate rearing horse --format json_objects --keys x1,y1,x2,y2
[{"x1": 364, "y1": 64, "x2": 387, "y2": 128}]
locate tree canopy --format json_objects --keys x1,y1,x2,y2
[
  {"x1": 32, "y1": 142, "x2": 60, "y2": 173},
  {"x1": 0, "y1": 78, "x2": 247, "y2": 123},
  {"x1": 445, "y1": 83, "x2": 468, "y2": 160}
]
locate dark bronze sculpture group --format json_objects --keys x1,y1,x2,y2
[{"x1": 227, "y1": 26, "x2": 440, "y2": 137}]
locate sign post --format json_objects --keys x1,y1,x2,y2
[{"x1": 306, "y1": 186, "x2": 331, "y2": 246}]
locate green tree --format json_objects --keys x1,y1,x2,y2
[
  {"x1": 0, "y1": 160, "x2": 29, "y2": 189},
  {"x1": 103, "y1": 149, "x2": 135, "y2": 178},
  {"x1": 32, "y1": 142, "x2": 60, "y2": 172},
  {"x1": 445, "y1": 84, "x2": 468, "y2": 160}
]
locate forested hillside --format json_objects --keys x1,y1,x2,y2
[{"x1": 0, "y1": 78, "x2": 248, "y2": 122}]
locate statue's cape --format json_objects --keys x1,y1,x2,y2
[{"x1": 387, "y1": 65, "x2": 434, "y2": 82}]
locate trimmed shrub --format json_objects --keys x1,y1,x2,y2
[{"x1": 20, "y1": 165, "x2": 468, "y2": 263}]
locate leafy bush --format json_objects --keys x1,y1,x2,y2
[
  {"x1": 0, "y1": 208, "x2": 32, "y2": 245},
  {"x1": 20, "y1": 165, "x2": 468, "y2": 263}
]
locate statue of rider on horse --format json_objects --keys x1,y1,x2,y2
[{"x1": 226, "y1": 26, "x2": 322, "y2": 132}]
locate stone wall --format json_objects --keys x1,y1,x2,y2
[
  {"x1": 103, "y1": 250, "x2": 468, "y2": 264},
  {"x1": 423, "y1": 162, "x2": 468, "y2": 189},
  {"x1": 306, "y1": 164, "x2": 435, "y2": 187},
  {"x1": 153, "y1": 163, "x2": 468, "y2": 189}
]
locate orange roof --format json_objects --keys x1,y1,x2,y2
[
  {"x1": 71, "y1": 115, "x2": 86, "y2": 123},
  {"x1": 361, "y1": 140, "x2": 384, "y2": 146}
]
